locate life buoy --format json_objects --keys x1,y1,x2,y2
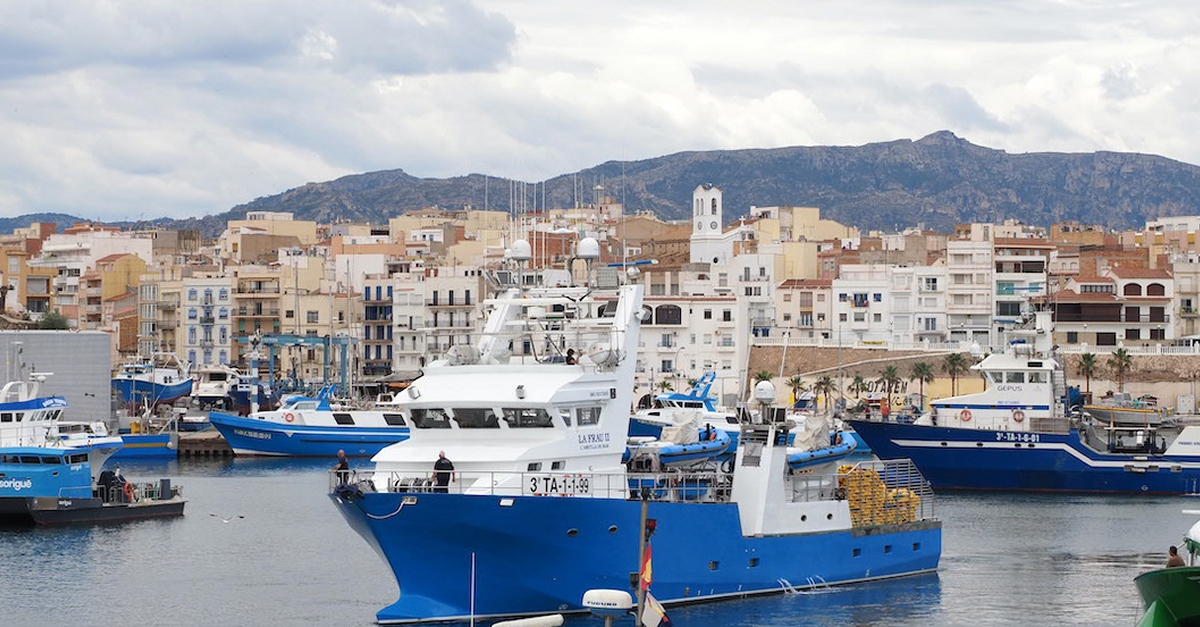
[
  {"x1": 284, "y1": 412, "x2": 295, "y2": 423},
  {"x1": 958, "y1": 409, "x2": 972, "y2": 422},
  {"x1": 123, "y1": 481, "x2": 135, "y2": 502},
  {"x1": 1012, "y1": 409, "x2": 1025, "y2": 423}
]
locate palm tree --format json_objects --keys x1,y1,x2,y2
[
  {"x1": 656, "y1": 380, "x2": 674, "y2": 393},
  {"x1": 848, "y1": 375, "x2": 868, "y2": 400},
  {"x1": 1078, "y1": 353, "x2": 1098, "y2": 403},
  {"x1": 943, "y1": 353, "x2": 971, "y2": 396},
  {"x1": 1107, "y1": 348, "x2": 1133, "y2": 393},
  {"x1": 813, "y1": 375, "x2": 837, "y2": 412},
  {"x1": 753, "y1": 370, "x2": 774, "y2": 383},
  {"x1": 784, "y1": 375, "x2": 805, "y2": 408},
  {"x1": 909, "y1": 362, "x2": 935, "y2": 411},
  {"x1": 877, "y1": 366, "x2": 901, "y2": 408}
]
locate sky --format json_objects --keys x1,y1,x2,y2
[{"x1": 1, "y1": 0, "x2": 1197, "y2": 222}]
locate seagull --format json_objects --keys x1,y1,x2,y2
[{"x1": 210, "y1": 513, "x2": 245, "y2": 523}]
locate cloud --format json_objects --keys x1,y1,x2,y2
[{"x1": 0, "y1": 0, "x2": 1198, "y2": 221}]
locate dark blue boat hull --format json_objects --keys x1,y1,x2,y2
[{"x1": 847, "y1": 419, "x2": 1200, "y2": 494}]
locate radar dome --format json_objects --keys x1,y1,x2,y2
[
  {"x1": 511, "y1": 239, "x2": 532, "y2": 261},
  {"x1": 576, "y1": 237, "x2": 600, "y2": 259},
  {"x1": 753, "y1": 380, "x2": 776, "y2": 404}
]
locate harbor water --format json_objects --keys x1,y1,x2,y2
[{"x1": 1, "y1": 456, "x2": 1190, "y2": 626}]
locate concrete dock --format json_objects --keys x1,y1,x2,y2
[{"x1": 178, "y1": 430, "x2": 234, "y2": 459}]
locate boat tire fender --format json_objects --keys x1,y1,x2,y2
[
  {"x1": 284, "y1": 412, "x2": 295, "y2": 423},
  {"x1": 958, "y1": 409, "x2": 972, "y2": 422},
  {"x1": 1012, "y1": 409, "x2": 1025, "y2": 423}
]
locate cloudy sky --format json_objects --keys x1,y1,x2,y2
[{"x1": 1, "y1": 0, "x2": 1196, "y2": 221}]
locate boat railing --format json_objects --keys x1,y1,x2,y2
[{"x1": 331, "y1": 459, "x2": 938, "y2": 526}]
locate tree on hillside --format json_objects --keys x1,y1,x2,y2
[
  {"x1": 784, "y1": 375, "x2": 805, "y2": 407},
  {"x1": 848, "y1": 375, "x2": 868, "y2": 400},
  {"x1": 1106, "y1": 348, "x2": 1133, "y2": 393},
  {"x1": 813, "y1": 375, "x2": 837, "y2": 413},
  {"x1": 909, "y1": 362, "x2": 935, "y2": 411},
  {"x1": 1078, "y1": 353, "x2": 1098, "y2": 403},
  {"x1": 943, "y1": 353, "x2": 971, "y2": 396},
  {"x1": 37, "y1": 310, "x2": 69, "y2": 330},
  {"x1": 877, "y1": 366, "x2": 901, "y2": 408}
]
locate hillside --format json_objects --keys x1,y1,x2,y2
[{"x1": 20, "y1": 131, "x2": 1200, "y2": 237}]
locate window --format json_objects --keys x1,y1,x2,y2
[
  {"x1": 1125, "y1": 329, "x2": 1141, "y2": 341},
  {"x1": 997, "y1": 302, "x2": 1021, "y2": 316},
  {"x1": 410, "y1": 408, "x2": 452, "y2": 428},
  {"x1": 576, "y1": 407, "x2": 602, "y2": 426},
  {"x1": 502, "y1": 408, "x2": 553, "y2": 428},
  {"x1": 923, "y1": 318, "x2": 936, "y2": 331},
  {"x1": 453, "y1": 408, "x2": 500, "y2": 428},
  {"x1": 307, "y1": 311, "x2": 319, "y2": 324},
  {"x1": 921, "y1": 278, "x2": 938, "y2": 292},
  {"x1": 873, "y1": 313, "x2": 882, "y2": 323},
  {"x1": 1005, "y1": 372, "x2": 1025, "y2": 383},
  {"x1": 332, "y1": 413, "x2": 355, "y2": 426},
  {"x1": 188, "y1": 289, "x2": 197, "y2": 301},
  {"x1": 382, "y1": 413, "x2": 407, "y2": 426},
  {"x1": 285, "y1": 309, "x2": 294, "y2": 319},
  {"x1": 722, "y1": 310, "x2": 732, "y2": 322},
  {"x1": 1066, "y1": 331, "x2": 1078, "y2": 344}
]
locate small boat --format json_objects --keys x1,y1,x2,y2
[
  {"x1": 111, "y1": 352, "x2": 193, "y2": 408},
  {"x1": 1083, "y1": 392, "x2": 1169, "y2": 427},
  {"x1": 227, "y1": 373, "x2": 280, "y2": 416},
  {"x1": 1134, "y1": 511, "x2": 1200, "y2": 627},
  {"x1": 627, "y1": 423, "x2": 733, "y2": 470},
  {"x1": 848, "y1": 311, "x2": 1200, "y2": 494},
  {"x1": 327, "y1": 243, "x2": 942, "y2": 625},
  {"x1": 190, "y1": 363, "x2": 240, "y2": 410},
  {"x1": 208, "y1": 386, "x2": 411, "y2": 456}
]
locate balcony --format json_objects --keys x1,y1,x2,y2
[{"x1": 236, "y1": 308, "x2": 280, "y2": 317}]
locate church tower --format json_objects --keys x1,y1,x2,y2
[{"x1": 690, "y1": 183, "x2": 729, "y2": 264}]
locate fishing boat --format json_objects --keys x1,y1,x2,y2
[
  {"x1": 0, "y1": 371, "x2": 185, "y2": 525},
  {"x1": 327, "y1": 243, "x2": 942, "y2": 624},
  {"x1": 848, "y1": 311, "x2": 1200, "y2": 494},
  {"x1": 111, "y1": 352, "x2": 193, "y2": 408},
  {"x1": 191, "y1": 363, "x2": 240, "y2": 410},
  {"x1": 227, "y1": 373, "x2": 280, "y2": 416},
  {"x1": 1134, "y1": 510, "x2": 1200, "y2": 627},
  {"x1": 208, "y1": 385, "x2": 411, "y2": 456}
]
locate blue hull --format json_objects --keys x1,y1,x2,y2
[
  {"x1": 112, "y1": 379, "x2": 194, "y2": 406},
  {"x1": 209, "y1": 412, "x2": 410, "y2": 457},
  {"x1": 847, "y1": 420, "x2": 1200, "y2": 494},
  {"x1": 331, "y1": 490, "x2": 941, "y2": 623}
]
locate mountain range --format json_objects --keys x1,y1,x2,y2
[{"x1": 9, "y1": 131, "x2": 1200, "y2": 238}]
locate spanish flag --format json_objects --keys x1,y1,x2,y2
[{"x1": 640, "y1": 543, "x2": 652, "y2": 590}]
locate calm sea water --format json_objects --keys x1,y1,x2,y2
[{"x1": 1, "y1": 456, "x2": 1191, "y2": 627}]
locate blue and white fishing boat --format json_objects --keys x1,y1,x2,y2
[
  {"x1": 631, "y1": 372, "x2": 743, "y2": 439},
  {"x1": 0, "y1": 371, "x2": 185, "y2": 525},
  {"x1": 111, "y1": 352, "x2": 193, "y2": 408},
  {"x1": 328, "y1": 242, "x2": 942, "y2": 624},
  {"x1": 209, "y1": 386, "x2": 411, "y2": 457},
  {"x1": 849, "y1": 311, "x2": 1200, "y2": 494}
]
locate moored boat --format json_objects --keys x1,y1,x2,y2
[
  {"x1": 111, "y1": 352, "x2": 193, "y2": 408},
  {"x1": 327, "y1": 244, "x2": 942, "y2": 624},
  {"x1": 1134, "y1": 511, "x2": 1200, "y2": 627},
  {"x1": 1083, "y1": 392, "x2": 1169, "y2": 427},
  {"x1": 848, "y1": 311, "x2": 1200, "y2": 494},
  {"x1": 209, "y1": 387, "x2": 411, "y2": 457}
]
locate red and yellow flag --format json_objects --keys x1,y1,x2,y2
[{"x1": 640, "y1": 543, "x2": 652, "y2": 590}]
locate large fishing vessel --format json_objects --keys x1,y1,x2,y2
[
  {"x1": 328, "y1": 242, "x2": 942, "y2": 624},
  {"x1": 849, "y1": 312, "x2": 1200, "y2": 494},
  {"x1": 111, "y1": 352, "x2": 193, "y2": 408}
]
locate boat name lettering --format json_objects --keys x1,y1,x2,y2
[
  {"x1": 994, "y1": 432, "x2": 1039, "y2": 443},
  {"x1": 578, "y1": 432, "x2": 610, "y2": 447},
  {"x1": 524, "y1": 474, "x2": 589, "y2": 496},
  {"x1": 233, "y1": 429, "x2": 272, "y2": 440},
  {"x1": 995, "y1": 385, "x2": 1024, "y2": 392},
  {"x1": 58, "y1": 499, "x2": 72, "y2": 507},
  {"x1": 0, "y1": 477, "x2": 33, "y2": 491}
]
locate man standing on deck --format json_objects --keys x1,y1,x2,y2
[
  {"x1": 332, "y1": 449, "x2": 350, "y2": 484},
  {"x1": 1167, "y1": 545, "x2": 1186, "y2": 568},
  {"x1": 433, "y1": 451, "x2": 455, "y2": 493}
]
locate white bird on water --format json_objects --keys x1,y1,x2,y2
[{"x1": 210, "y1": 513, "x2": 245, "y2": 523}]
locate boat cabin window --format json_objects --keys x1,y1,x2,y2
[
  {"x1": 1006, "y1": 372, "x2": 1025, "y2": 383},
  {"x1": 0, "y1": 412, "x2": 10, "y2": 422},
  {"x1": 332, "y1": 413, "x2": 355, "y2": 426},
  {"x1": 68, "y1": 453, "x2": 88, "y2": 464},
  {"x1": 18, "y1": 456, "x2": 41, "y2": 464},
  {"x1": 986, "y1": 372, "x2": 1003, "y2": 384},
  {"x1": 409, "y1": 408, "x2": 452, "y2": 429},
  {"x1": 1028, "y1": 371, "x2": 1046, "y2": 383},
  {"x1": 382, "y1": 413, "x2": 407, "y2": 426},
  {"x1": 294, "y1": 401, "x2": 321, "y2": 411},
  {"x1": 453, "y1": 408, "x2": 501, "y2": 429},
  {"x1": 42, "y1": 455, "x2": 62, "y2": 465},
  {"x1": 576, "y1": 407, "x2": 602, "y2": 426},
  {"x1": 557, "y1": 408, "x2": 572, "y2": 427},
  {"x1": 501, "y1": 408, "x2": 553, "y2": 428}
]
